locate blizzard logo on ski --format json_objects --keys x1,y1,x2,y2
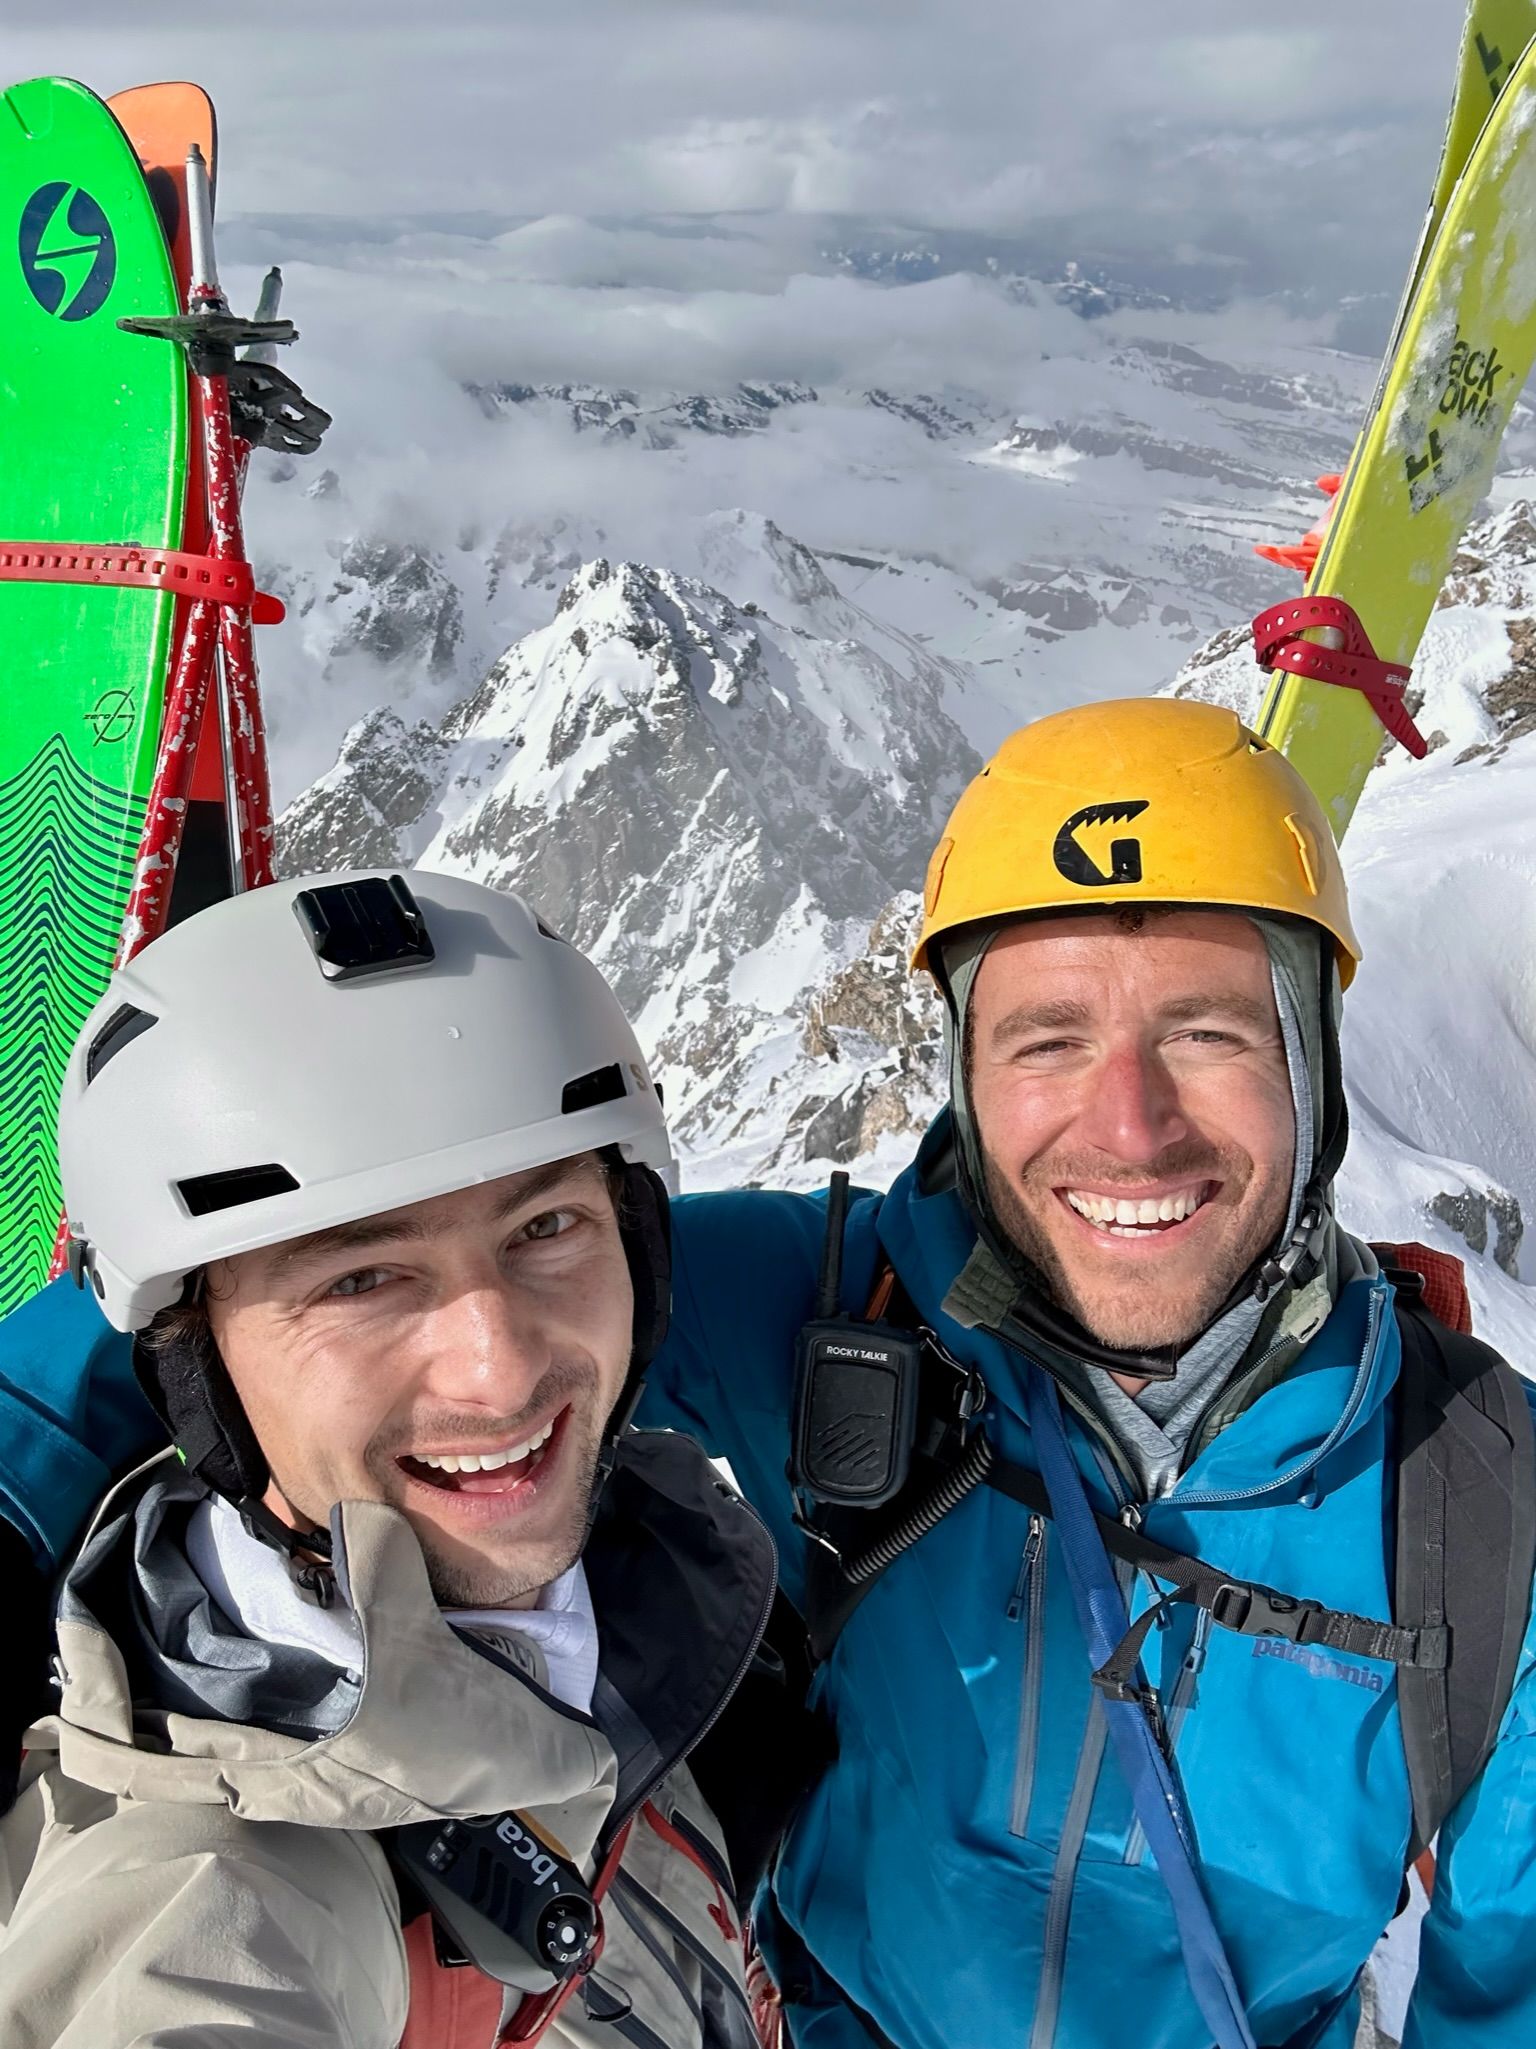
[
  {"x1": 494, "y1": 1815, "x2": 560, "y2": 1889},
  {"x1": 1052, "y1": 801, "x2": 1149, "y2": 888},
  {"x1": 1252, "y1": 1638, "x2": 1385, "y2": 1693},
  {"x1": 18, "y1": 183, "x2": 116, "y2": 321}
]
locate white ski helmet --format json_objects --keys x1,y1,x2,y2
[{"x1": 58, "y1": 869, "x2": 676, "y2": 1334}]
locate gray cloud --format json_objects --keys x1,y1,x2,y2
[
  {"x1": 7, "y1": 0, "x2": 1504, "y2": 803},
  {"x1": 3, "y1": 2, "x2": 1494, "y2": 298}
]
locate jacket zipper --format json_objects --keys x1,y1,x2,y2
[
  {"x1": 1122, "y1": 1607, "x2": 1210, "y2": 1867},
  {"x1": 1028, "y1": 1501, "x2": 1138, "y2": 2049},
  {"x1": 467, "y1": 1510, "x2": 778, "y2": 1868},
  {"x1": 602, "y1": 1533, "x2": 777, "y2": 1844},
  {"x1": 1169, "y1": 1283, "x2": 1386, "y2": 1512},
  {"x1": 1030, "y1": 1695, "x2": 1108, "y2": 2049},
  {"x1": 1008, "y1": 1514, "x2": 1047, "y2": 1839},
  {"x1": 611, "y1": 1866, "x2": 757, "y2": 2032}
]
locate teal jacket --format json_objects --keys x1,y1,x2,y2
[{"x1": 3, "y1": 1125, "x2": 1534, "y2": 2049}]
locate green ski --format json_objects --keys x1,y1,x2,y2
[{"x1": 0, "y1": 77, "x2": 187, "y2": 1315}]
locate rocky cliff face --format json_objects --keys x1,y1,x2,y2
[
  {"x1": 277, "y1": 516, "x2": 978, "y2": 1162},
  {"x1": 276, "y1": 491, "x2": 1536, "y2": 1352}
]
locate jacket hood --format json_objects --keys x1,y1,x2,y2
[{"x1": 32, "y1": 1430, "x2": 775, "y2": 1861}]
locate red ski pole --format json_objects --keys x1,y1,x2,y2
[{"x1": 183, "y1": 143, "x2": 275, "y2": 891}]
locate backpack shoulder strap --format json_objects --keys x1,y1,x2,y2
[{"x1": 1391, "y1": 1283, "x2": 1536, "y2": 1858}]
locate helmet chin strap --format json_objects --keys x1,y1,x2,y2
[
  {"x1": 958, "y1": 1152, "x2": 1334, "y2": 1386},
  {"x1": 235, "y1": 1496, "x2": 338, "y2": 1605}
]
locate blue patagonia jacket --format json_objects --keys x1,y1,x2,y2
[{"x1": 2, "y1": 1127, "x2": 1533, "y2": 2049}]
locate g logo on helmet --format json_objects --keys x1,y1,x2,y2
[
  {"x1": 19, "y1": 183, "x2": 117, "y2": 321},
  {"x1": 1052, "y1": 801, "x2": 1149, "y2": 889}
]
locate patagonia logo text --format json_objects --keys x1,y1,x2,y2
[{"x1": 1252, "y1": 1638, "x2": 1384, "y2": 1692}]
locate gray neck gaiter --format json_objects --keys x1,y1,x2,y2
[{"x1": 941, "y1": 915, "x2": 1334, "y2": 1496}]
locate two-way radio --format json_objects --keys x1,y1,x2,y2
[{"x1": 390, "y1": 1808, "x2": 599, "y2": 1994}]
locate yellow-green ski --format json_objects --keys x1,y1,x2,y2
[
  {"x1": 1412, "y1": 3, "x2": 1536, "y2": 336},
  {"x1": 1257, "y1": 26, "x2": 1536, "y2": 837}
]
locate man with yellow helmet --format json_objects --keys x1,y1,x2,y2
[
  {"x1": 1, "y1": 699, "x2": 1533, "y2": 2049},
  {"x1": 912, "y1": 697, "x2": 1360, "y2": 1412}
]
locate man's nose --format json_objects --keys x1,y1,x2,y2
[
  {"x1": 421, "y1": 1278, "x2": 550, "y2": 1413},
  {"x1": 1077, "y1": 1040, "x2": 1188, "y2": 1163}
]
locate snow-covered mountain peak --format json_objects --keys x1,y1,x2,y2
[
  {"x1": 447, "y1": 546, "x2": 972, "y2": 818},
  {"x1": 695, "y1": 509, "x2": 845, "y2": 617},
  {"x1": 276, "y1": 530, "x2": 980, "y2": 1135}
]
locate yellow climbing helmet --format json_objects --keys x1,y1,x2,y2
[{"x1": 913, "y1": 697, "x2": 1361, "y2": 986}]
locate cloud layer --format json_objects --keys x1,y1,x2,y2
[{"x1": 5, "y1": 1, "x2": 1491, "y2": 299}]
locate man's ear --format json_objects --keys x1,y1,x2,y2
[{"x1": 132, "y1": 1326, "x2": 269, "y2": 1505}]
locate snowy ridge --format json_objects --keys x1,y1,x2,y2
[
  {"x1": 277, "y1": 527, "x2": 978, "y2": 1153},
  {"x1": 248, "y1": 320, "x2": 1408, "y2": 799},
  {"x1": 275, "y1": 477, "x2": 1536, "y2": 1377}
]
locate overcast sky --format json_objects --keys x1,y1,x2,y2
[
  {"x1": 12, "y1": 0, "x2": 1517, "y2": 799},
  {"x1": 3, "y1": 1, "x2": 1500, "y2": 304}
]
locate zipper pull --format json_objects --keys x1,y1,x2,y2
[
  {"x1": 1183, "y1": 1607, "x2": 1212, "y2": 1677},
  {"x1": 1007, "y1": 1513, "x2": 1045, "y2": 1620}
]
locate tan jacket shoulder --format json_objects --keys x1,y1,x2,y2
[
  {"x1": 1, "y1": 1763, "x2": 409, "y2": 2049},
  {"x1": 0, "y1": 1450, "x2": 772, "y2": 2049}
]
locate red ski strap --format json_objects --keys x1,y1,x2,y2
[
  {"x1": 0, "y1": 541, "x2": 285, "y2": 625},
  {"x1": 1252, "y1": 595, "x2": 1428, "y2": 759}
]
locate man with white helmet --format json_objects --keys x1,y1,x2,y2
[{"x1": 0, "y1": 870, "x2": 774, "y2": 2049}]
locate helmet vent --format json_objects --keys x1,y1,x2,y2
[
  {"x1": 86, "y1": 1004, "x2": 158, "y2": 1083},
  {"x1": 178, "y1": 1164, "x2": 301, "y2": 1217},
  {"x1": 561, "y1": 1063, "x2": 626, "y2": 1116}
]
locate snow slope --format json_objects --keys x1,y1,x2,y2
[
  {"x1": 278, "y1": 496, "x2": 1536, "y2": 1389},
  {"x1": 1172, "y1": 503, "x2": 1536, "y2": 1363}
]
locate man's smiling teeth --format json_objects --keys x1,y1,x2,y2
[
  {"x1": 413, "y1": 1420, "x2": 554, "y2": 1473},
  {"x1": 1065, "y1": 1187, "x2": 1208, "y2": 1231}
]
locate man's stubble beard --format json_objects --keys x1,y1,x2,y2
[
  {"x1": 416, "y1": 1407, "x2": 606, "y2": 1609},
  {"x1": 271, "y1": 1356, "x2": 611, "y2": 1611},
  {"x1": 981, "y1": 1142, "x2": 1292, "y2": 1352}
]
